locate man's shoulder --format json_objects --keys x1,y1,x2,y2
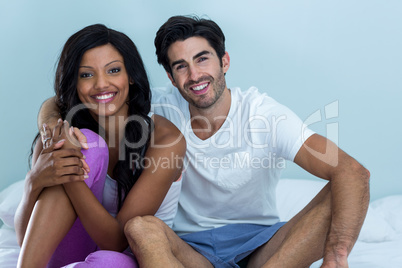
[
  {"x1": 152, "y1": 86, "x2": 186, "y2": 110},
  {"x1": 232, "y1": 86, "x2": 280, "y2": 110},
  {"x1": 151, "y1": 86, "x2": 187, "y2": 127}
]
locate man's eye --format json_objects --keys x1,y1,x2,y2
[
  {"x1": 80, "y1": 73, "x2": 93, "y2": 78},
  {"x1": 176, "y1": 64, "x2": 186, "y2": 70},
  {"x1": 198, "y1": 57, "x2": 208, "y2": 62}
]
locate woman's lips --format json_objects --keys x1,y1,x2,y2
[{"x1": 91, "y1": 92, "x2": 117, "y2": 103}]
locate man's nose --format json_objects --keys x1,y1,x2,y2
[{"x1": 188, "y1": 64, "x2": 201, "y2": 82}]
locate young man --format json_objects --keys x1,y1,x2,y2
[
  {"x1": 123, "y1": 16, "x2": 370, "y2": 268},
  {"x1": 39, "y1": 16, "x2": 370, "y2": 267}
]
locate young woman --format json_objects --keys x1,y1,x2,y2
[{"x1": 14, "y1": 24, "x2": 186, "y2": 267}]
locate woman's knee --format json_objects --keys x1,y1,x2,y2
[
  {"x1": 79, "y1": 129, "x2": 109, "y2": 190},
  {"x1": 80, "y1": 129, "x2": 108, "y2": 161}
]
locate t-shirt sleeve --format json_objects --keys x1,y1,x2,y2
[
  {"x1": 256, "y1": 96, "x2": 315, "y2": 162},
  {"x1": 151, "y1": 90, "x2": 187, "y2": 131}
]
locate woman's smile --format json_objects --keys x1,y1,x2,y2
[{"x1": 91, "y1": 92, "x2": 118, "y2": 103}]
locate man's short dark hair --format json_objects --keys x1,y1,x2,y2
[{"x1": 155, "y1": 15, "x2": 226, "y2": 76}]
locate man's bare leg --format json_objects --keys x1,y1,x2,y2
[
  {"x1": 17, "y1": 185, "x2": 76, "y2": 268},
  {"x1": 124, "y1": 216, "x2": 214, "y2": 268},
  {"x1": 248, "y1": 182, "x2": 333, "y2": 268}
]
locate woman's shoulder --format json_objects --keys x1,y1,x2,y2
[{"x1": 150, "y1": 114, "x2": 186, "y2": 151}]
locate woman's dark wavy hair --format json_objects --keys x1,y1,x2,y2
[
  {"x1": 37, "y1": 24, "x2": 152, "y2": 210},
  {"x1": 155, "y1": 15, "x2": 226, "y2": 76}
]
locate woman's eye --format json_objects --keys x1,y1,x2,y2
[
  {"x1": 80, "y1": 73, "x2": 93, "y2": 78},
  {"x1": 109, "y1": 68, "x2": 121, "y2": 74}
]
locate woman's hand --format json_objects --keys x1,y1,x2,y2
[
  {"x1": 42, "y1": 119, "x2": 90, "y2": 171},
  {"x1": 29, "y1": 119, "x2": 88, "y2": 193}
]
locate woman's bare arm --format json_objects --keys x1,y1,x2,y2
[{"x1": 62, "y1": 114, "x2": 186, "y2": 251}]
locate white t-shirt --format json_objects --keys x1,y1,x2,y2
[{"x1": 153, "y1": 87, "x2": 315, "y2": 235}]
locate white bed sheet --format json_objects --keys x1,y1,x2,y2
[
  {"x1": 1, "y1": 178, "x2": 402, "y2": 267},
  {"x1": 0, "y1": 224, "x2": 19, "y2": 268}
]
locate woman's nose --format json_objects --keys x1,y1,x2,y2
[{"x1": 94, "y1": 74, "x2": 109, "y2": 90}]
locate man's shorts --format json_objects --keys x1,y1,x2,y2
[{"x1": 180, "y1": 222, "x2": 286, "y2": 268}]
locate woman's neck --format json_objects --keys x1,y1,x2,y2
[{"x1": 90, "y1": 112, "x2": 128, "y2": 177}]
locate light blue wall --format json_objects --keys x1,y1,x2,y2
[{"x1": 0, "y1": 0, "x2": 401, "y2": 200}]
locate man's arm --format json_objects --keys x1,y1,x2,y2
[
  {"x1": 38, "y1": 97, "x2": 61, "y2": 130},
  {"x1": 38, "y1": 97, "x2": 88, "y2": 149},
  {"x1": 294, "y1": 134, "x2": 370, "y2": 267}
]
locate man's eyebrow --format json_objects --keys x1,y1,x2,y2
[
  {"x1": 171, "y1": 50, "x2": 212, "y2": 68},
  {"x1": 194, "y1": 50, "x2": 212, "y2": 59},
  {"x1": 171, "y1": 59, "x2": 185, "y2": 69}
]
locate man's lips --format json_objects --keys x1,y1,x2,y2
[
  {"x1": 91, "y1": 92, "x2": 117, "y2": 103},
  {"x1": 189, "y1": 82, "x2": 210, "y2": 95}
]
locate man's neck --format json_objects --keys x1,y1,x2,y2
[{"x1": 189, "y1": 88, "x2": 231, "y2": 140}]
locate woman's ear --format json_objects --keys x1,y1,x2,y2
[{"x1": 129, "y1": 78, "x2": 134, "y2": 85}]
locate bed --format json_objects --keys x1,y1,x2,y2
[{"x1": 1, "y1": 178, "x2": 402, "y2": 267}]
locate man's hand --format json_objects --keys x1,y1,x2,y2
[
  {"x1": 321, "y1": 257, "x2": 348, "y2": 268},
  {"x1": 321, "y1": 241, "x2": 349, "y2": 268},
  {"x1": 37, "y1": 97, "x2": 60, "y2": 131}
]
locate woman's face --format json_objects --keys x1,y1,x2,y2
[{"x1": 77, "y1": 43, "x2": 130, "y2": 120}]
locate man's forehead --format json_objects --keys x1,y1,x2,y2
[{"x1": 168, "y1": 36, "x2": 213, "y2": 62}]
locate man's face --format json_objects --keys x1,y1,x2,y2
[{"x1": 167, "y1": 37, "x2": 230, "y2": 109}]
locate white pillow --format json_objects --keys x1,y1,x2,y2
[
  {"x1": 371, "y1": 195, "x2": 402, "y2": 234},
  {"x1": 0, "y1": 180, "x2": 24, "y2": 228},
  {"x1": 0, "y1": 225, "x2": 20, "y2": 268},
  {"x1": 276, "y1": 178, "x2": 396, "y2": 243},
  {"x1": 357, "y1": 204, "x2": 396, "y2": 242},
  {"x1": 276, "y1": 178, "x2": 328, "y2": 221}
]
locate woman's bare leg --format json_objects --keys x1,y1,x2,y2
[{"x1": 17, "y1": 185, "x2": 77, "y2": 268}]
